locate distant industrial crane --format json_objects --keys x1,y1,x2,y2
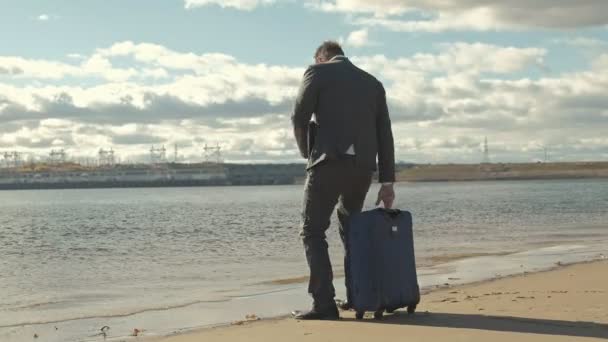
[
  {"x1": 49, "y1": 149, "x2": 67, "y2": 165},
  {"x1": 203, "y1": 143, "x2": 223, "y2": 164},
  {"x1": 150, "y1": 145, "x2": 167, "y2": 164},
  {"x1": 98, "y1": 148, "x2": 116, "y2": 166},
  {"x1": 482, "y1": 137, "x2": 490, "y2": 164},
  {"x1": 1, "y1": 151, "x2": 23, "y2": 168}
]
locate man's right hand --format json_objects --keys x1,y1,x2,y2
[{"x1": 375, "y1": 183, "x2": 395, "y2": 209}]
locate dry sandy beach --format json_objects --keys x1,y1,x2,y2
[{"x1": 155, "y1": 261, "x2": 608, "y2": 342}]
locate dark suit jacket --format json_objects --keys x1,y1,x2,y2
[{"x1": 291, "y1": 56, "x2": 395, "y2": 183}]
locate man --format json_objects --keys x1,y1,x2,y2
[{"x1": 291, "y1": 41, "x2": 396, "y2": 320}]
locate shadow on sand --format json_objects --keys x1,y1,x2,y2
[{"x1": 340, "y1": 311, "x2": 608, "y2": 339}]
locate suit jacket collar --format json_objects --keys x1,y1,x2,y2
[{"x1": 330, "y1": 55, "x2": 348, "y2": 62}]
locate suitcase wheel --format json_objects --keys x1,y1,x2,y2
[
  {"x1": 374, "y1": 310, "x2": 384, "y2": 320},
  {"x1": 407, "y1": 305, "x2": 417, "y2": 314},
  {"x1": 355, "y1": 311, "x2": 364, "y2": 320}
]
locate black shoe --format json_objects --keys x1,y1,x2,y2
[
  {"x1": 336, "y1": 300, "x2": 352, "y2": 311},
  {"x1": 292, "y1": 306, "x2": 339, "y2": 320}
]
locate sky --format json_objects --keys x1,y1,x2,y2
[{"x1": 1, "y1": 0, "x2": 608, "y2": 164}]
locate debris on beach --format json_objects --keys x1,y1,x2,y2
[
  {"x1": 34, "y1": 333, "x2": 38, "y2": 338},
  {"x1": 131, "y1": 328, "x2": 144, "y2": 337},
  {"x1": 246, "y1": 314, "x2": 260, "y2": 321},
  {"x1": 96, "y1": 326, "x2": 110, "y2": 339},
  {"x1": 232, "y1": 314, "x2": 261, "y2": 325}
]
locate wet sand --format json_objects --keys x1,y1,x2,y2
[{"x1": 154, "y1": 261, "x2": 608, "y2": 342}]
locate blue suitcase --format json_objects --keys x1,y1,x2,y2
[{"x1": 347, "y1": 208, "x2": 420, "y2": 319}]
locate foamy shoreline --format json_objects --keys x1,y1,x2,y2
[
  {"x1": 152, "y1": 259, "x2": 608, "y2": 342},
  {"x1": 2, "y1": 243, "x2": 606, "y2": 342},
  {"x1": 142, "y1": 244, "x2": 606, "y2": 342}
]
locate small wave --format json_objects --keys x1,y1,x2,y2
[
  {"x1": 256, "y1": 275, "x2": 309, "y2": 286},
  {"x1": 225, "y1": 287, "x2": 301, "y2": 299},
  {"x1": 2, "y1": 300, "x2": 67, "y2": 311},
  {"x1": 426, "y1": 251, "x2": 515, "y2": 265},
  {"x1": 0, "y1": 298, "x2": 231, "y2": 329},
  {"x1": 256, "y1": 270, "x2": 345, "y2": 286}
]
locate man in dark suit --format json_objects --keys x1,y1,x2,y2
[{"x1": 291, "y1": 41, "x2": 396, "y2": 320}]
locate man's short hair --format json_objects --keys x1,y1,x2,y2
[{"x1": 315, "y1": 41, "x2": 345, "y2": 61}]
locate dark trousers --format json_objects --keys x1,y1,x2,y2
[{"x1": 300, "y1": 156, "x2": 373, "y2": 308}]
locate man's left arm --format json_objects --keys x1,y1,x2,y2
[
  {"x1": 375, "y1": 82, "x2": 396, "y2": 208},
  {"x1": 291, "y1": 66, "x2": 319, "y2": 158}
]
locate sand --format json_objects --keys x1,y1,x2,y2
[{"x1": 155, "y1": 261, "x2": 608, "y2": 342}]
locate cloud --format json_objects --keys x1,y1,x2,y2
[
  {"x1": 0, "y1": 41, "x2": 301, "y2": 127},
  {"x1": 184, "y1": 0, "x2": 278, "y2": 10},
  {"x1": 593, "y1": 54, "x2": 608, "y2": 70},
  {"x1": 345, "y1": 42, "x2": 608, "y2": 162},
  {"x1": 351, "y1": 45, "x2": 545, "y2": 128},
  {"x1": 342, "y1": 28, "x2": 371, "y2": 48},
  {"x1": 37, "y1": 14, "x2": 50, "y2": 21},
  {"x1": 2, "y1": 40, "x2": 608, "y2": 163},
  {"x1": 111, "y1": 133, "x2": 166, "y2": 145},
  {"x1": 0, "y1": 90, "x2": 293, "y2": 126},
  {"x1": 353, "y1": 42, "x2": 546, "y2": 78},
  {"x1": 67, "y1": 53, "x2": 85, "y2": 60},
  {"x1": 552, "y1": 37, "x2": 608, "y2": 49},
  {"x1": 0, "y1": 55, "x2": 137, "y2": 81},
  {"x1": 0, "y1": 65, "x2": 24, "y2": 76},
  {"x1": 307, "y1": 1, "x2": 608, "y2": 32}
]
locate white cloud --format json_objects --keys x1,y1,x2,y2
[
  {"x1": 0, "y1": 56, "x2": 80, "y2": 79},
  {"x1": 353, "y1": 42, "x2": 546, "y2": 76},
  {"x1": 342, "y1": 28, "x2": 371, "y2": 48},
  {"x1": 0, "y1": 55, "x2": 138, "y2": 81},
  {"x1": 593, "y1": 54, "x2": 608, "y2": 70},
  {"x1": 307, "y1": 1, "x2": 608, "y2": 32},
  {"x1": 2, "y1": 40, "x2": 608, "y2": 163},
  {"x1": 67, "y1": 53, "x2": 85, "y2": 59},
  {"x1": 184, "y1": 0, "x2": 278, "y2": 10},
  {"x1": 37, "y1": 14, "x2": 50, "y2": 21},
  {"x1": 305, "y1": 0, "x2": 409, "y2": 16},
  {"x1": 552, "y1": 37, "x2": 608, "y2": 49}
]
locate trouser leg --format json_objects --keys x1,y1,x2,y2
[{"x1": 300, "y1": 162, "x2": 340, "y2": 308}]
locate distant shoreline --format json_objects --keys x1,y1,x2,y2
[
  {"x1": 1, "y1": 161, "x2": 607, "y2": 190},
  {"x1": 396, "y1": 161, "x2": 608, "y2": 183}
]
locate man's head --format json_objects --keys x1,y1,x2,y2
[{"x1": 314, "y1": 41, "x2": 345, "y2": 64}]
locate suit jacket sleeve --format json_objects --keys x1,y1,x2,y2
[
  {"x1": 291, "y1": 66, "x2": 319, "y2": 158},
  {"x1": 376, "y1": 82, "x2": 396, "y2": 183}
]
